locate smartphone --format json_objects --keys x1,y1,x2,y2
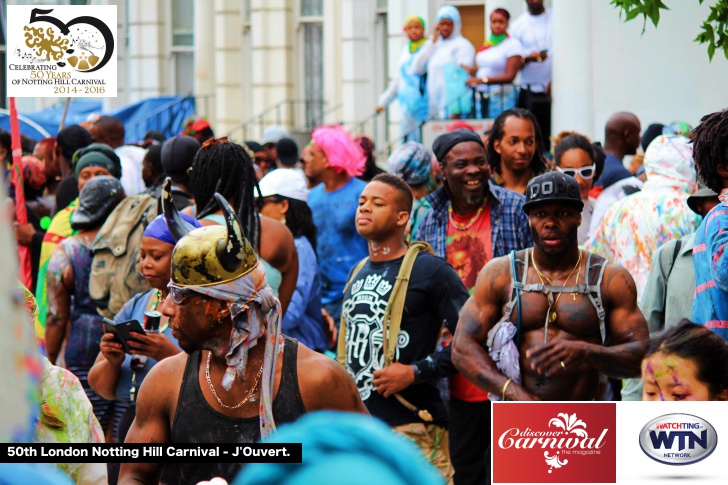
[{"x1": 103, "y1": 318, "x2": 146, "y2": 354}]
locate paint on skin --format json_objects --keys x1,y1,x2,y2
[
  {"x1": 644, "y1": 355, "x2": 694, "y2": 401},
  {"x1": 368, "y1": 242, "x2": 393, "y2": 256}
]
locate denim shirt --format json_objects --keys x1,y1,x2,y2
[{"x1": 414, "y1": 182, "x2": 532, "y2": 259}]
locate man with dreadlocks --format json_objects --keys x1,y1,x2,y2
[
  {"x1": 119, "y1": 181, "x2": 366, "y2": 485},
  {"x1": 185, "y1": 138, "x2": 298, "y2": 314},
  {"x1": 690, "y1": 108, "x2": 728, "y2": 341}
]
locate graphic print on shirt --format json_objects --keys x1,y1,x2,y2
[
  {"x1": 342, "y1": 271, "x2": 409, "y2": 402},
  {"x1": 446, "y1": 232, "x2": 488, "y2": 292}
]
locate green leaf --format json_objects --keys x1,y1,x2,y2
[
  {"x1": 647, "y1": 7, "x2": 660, "y2": 27},
  {"x1": 708, "y1": 40, "x2": 716, "y2": 60},
  {"x1": 626, "y1": 8, "x2": 642, "y2": 20}
]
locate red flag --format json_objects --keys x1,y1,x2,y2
[{"x1": 9, "y1": 98, "x2": 32, "y2": 289}]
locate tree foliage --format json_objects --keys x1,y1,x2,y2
[{"x1": 611, "y1": 0, "x2": 728, "y2": 60}]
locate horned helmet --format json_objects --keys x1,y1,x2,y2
[{"x1": 162, "y1": 178, "x2": 258, "y2": 286}]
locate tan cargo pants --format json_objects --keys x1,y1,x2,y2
[{"x1": 394, "y1": 422, "x2": 454, "y2": 484}]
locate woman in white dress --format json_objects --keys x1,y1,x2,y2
[
  {"x1": 411, "y1": 5, "x2": 475, "y2": 119},
  {"x1": 464, "y1": 8, "x2": 523, "y2": 119}
]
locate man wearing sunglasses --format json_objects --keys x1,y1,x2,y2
[{"x1": 120, "y1": 181, "x2": 366, "y2": 485}]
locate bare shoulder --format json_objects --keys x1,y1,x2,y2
[
  {"x1": 601, "y1": 261, "x2": 638, "y2": 306},
  {"x1": 473, "y1": 254, "x2": 512, "y2": 301},
  {"x1": 260, "y1": 215, "x2": 296, "y2": 263},
  {"x1": 296, "y1": 343, "x2": 367, "y2": 414},
  {"x1": 136, "y1": 352, "x2": 189, "y2": 416}
]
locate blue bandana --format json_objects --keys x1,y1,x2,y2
[{"x1": 143, "y1": 214, "x2": 201, "y2": 246}]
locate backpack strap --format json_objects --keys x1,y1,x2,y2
[
  {"x1": 503, "y1": 250, "x2": 524, "y2": 346},
  {"x1": 336, "y1": 257, "x2": 370, "y2": 366},
  {"x1": 382, "y1": 242, "x2": 433, "y2": 366},
  {"x1": 584, "y1": 252, "x2": 608, "y2": 344},
  {"x1": 661, "y1": 239, "x2": 682, "y2": 328}
]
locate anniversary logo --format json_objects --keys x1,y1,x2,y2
[
  {"x1": 493, "y1": 403, "x2": 616, "y2": 483},
  {"x1": 6, "y1": 5, "x2": 117, "y2": 98}
]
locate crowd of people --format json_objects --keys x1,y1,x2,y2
[
  {"x1": 376, "y1": 1, "x2": 553, "y2": 148},
  {"x1": 3, "y1": 3, "x2": 728, "y2": 485}
]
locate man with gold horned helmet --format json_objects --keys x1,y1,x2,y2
[{"x1": 120, "y1": 179, "x2": 367, "y2": 485}]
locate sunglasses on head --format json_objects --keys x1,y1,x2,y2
[{"x1": 556, "y1": 164, "x2": 596, "y2": 179}]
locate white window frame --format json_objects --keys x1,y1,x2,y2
[{"x1": 167, "y1": 0, "x2": 194, "y2": 96}]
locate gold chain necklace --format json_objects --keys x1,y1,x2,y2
[
  {"x1": 531, "y1": 249, "x2": 582, "y2": 329},
  {"x1": 205, "y1": 352, "x2": 263, "y2": 410}
]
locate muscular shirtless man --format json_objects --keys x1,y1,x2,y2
[
  {"x1": 452, "y1": 172, "x2": 648, "y2": 400},
  {"x1": 119, "y1": 181, "x2": 366, "y2": 485}
]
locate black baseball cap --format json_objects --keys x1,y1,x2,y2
[{"x1": 523, "y1": 172, "x2": 584, "y2": 214}]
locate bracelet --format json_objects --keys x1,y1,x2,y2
[
  {"x1": 481, "y1": 76, "x2": 489, "y2": 85},
  {"x1": 501, "y1": 378, "x2": 513, "y2": 401}
]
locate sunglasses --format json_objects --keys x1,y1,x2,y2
[
  {"x1": 556, "y1": 164, "x2": 596, "y2": 180},
  {"x1": 167, "y1": 282, "x2": 197, "y2": 305}
]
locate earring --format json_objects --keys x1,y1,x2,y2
[{"x1": 280, "y1": 216, "x2": 286, "y2": 225}]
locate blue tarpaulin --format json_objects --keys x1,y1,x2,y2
[{"x1": 0, "y1": 96, "x2": 196, "y2": 143}]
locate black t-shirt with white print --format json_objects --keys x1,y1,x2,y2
[{"x1": 342, "y1": 252, "x2": 470, "y2": 427}]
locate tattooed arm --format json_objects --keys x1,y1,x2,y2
[
  {"x1": 452, "y1": 255, "x2": 539, "y2": 401},
  {"x1": 527, "y1": 263, "x2": 648, "y2": 378},
  {"x1": 45, "y1": 244, "x2": 73, "y2": 365}
]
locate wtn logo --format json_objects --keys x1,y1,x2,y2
[
  {"x1": 649, "y1": 430, "x2": 707, "y2": 451},
  {"x1": 639, "y1": 414, "x2": 717, "y2": 465}
]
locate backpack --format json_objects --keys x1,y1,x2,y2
[{"x1": 89, "y1": 194, "x2": 159, "y2": 319}]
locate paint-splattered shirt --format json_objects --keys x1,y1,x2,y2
[
  {"x1": 34, "y1": 357, "x2": 106, "y2": 485},
  {"x1": 584, "y1": 135, "x2": 700, "y2": 299}
]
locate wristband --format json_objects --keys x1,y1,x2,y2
[
  {"x1": 481, "y1": 76, "x2": 489, "y2": 84},
  {"x1": 411, "y1": 363, "x2": 423, "y2": 384}
]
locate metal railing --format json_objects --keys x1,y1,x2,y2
[
  {"x1": 370, "y1": 83, "x2": 544, "y2": 160},
  {"x1": 225, "y1": 99, "x2": 330, "y2": 140}
]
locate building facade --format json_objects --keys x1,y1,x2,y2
[{"x1": 3, "y1": 0, "x2": 728, "y2": 151}]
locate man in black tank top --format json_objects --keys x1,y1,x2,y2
[
  {"x1": 119, "y1": 181, "x2": 366, "y2": 485},
  {"x1": 452, "y1": 172, "x2": 648, "y2": 401}
]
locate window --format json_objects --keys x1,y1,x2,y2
[
  {"x1": 301, "y1": 0, "x2": 323, "y2": 17},
  {"x1": 300, "y1": 0, "x2": 324, "y2": 128},
  {"x1": 170, "y1": 0, "x2": 194, "y2": 95}
]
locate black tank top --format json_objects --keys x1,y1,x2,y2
[{"x1": 169, "y1": 337, "x2": 306, "y2": 484}]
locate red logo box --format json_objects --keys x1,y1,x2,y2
[{"x1": 493, "y1": 403, "x2": 616, "y2": 483}]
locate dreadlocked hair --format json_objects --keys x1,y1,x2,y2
[
  {"x1": 190, "y1": 139, "x2": 261, "y2": 249},
  {"x1": 692, "y1": 109, "x2": 728, "y2": 194},
  {"x1": 486, "y1": 108, "x2": 549, "y2": 176},
  {"x1": 283, "y1": 198, "x2": 318, "y2": 251}
]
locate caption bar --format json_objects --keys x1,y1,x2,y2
[{"x1": 0, "y1": 443, "x2": 302, "y2": 464}]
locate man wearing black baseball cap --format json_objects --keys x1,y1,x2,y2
[{"x1": 453, "y1": 171, "x2": 648, "y2": 402}]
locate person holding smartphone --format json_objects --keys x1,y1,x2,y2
[{"x1": 88, "y1": 213, "x2": 201, "y2": 441}]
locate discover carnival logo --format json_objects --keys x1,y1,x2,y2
[
  {"x1": 492, "y1": 403, "x2": 616, "y2": 483},
  {"x1": 639, "y1": 414, "x2": 718, "y2": 466}
]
